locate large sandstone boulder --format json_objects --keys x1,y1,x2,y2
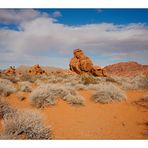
[
  {"x1": 28, "y1": 64, "x2": 47, "y2": 75},
  {"x1": 69, "y1": 49, "x2": 107, "y2": 77}
]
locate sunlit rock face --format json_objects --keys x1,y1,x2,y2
[{"x1": 69, "y1": 49, "x2": 107, "y2": 77}]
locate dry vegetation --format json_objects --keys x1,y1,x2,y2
[
  {"x1": 0, "y1": 72, "x2": 148, "y2": 139},
  {"x1": 0, "y1": 109, "x2": 52, "y2": 139},
  {"x1": 18, "y1": 81, "x2": 32, "y2": 92},
  {"x1": 30, "y1": 83, "x2": 84, "y2": 108},
  {"x1": 91, "y1": 83, "x2": 127, "y2": 104},
  {"x1": 0, "y1": 79, "x2": 16, "y2": 96}
]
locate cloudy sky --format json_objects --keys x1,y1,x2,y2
[{"x1": 0, "y1": 9, "x2": 148, "y2": 69}]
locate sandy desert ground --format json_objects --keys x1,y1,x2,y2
[{"x1": 0, "y1": 71, "x2": 148, "y2": 140}]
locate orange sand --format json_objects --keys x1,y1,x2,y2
[{"x1": 3, "y1": 89, "x2": 148, "y2": 139}]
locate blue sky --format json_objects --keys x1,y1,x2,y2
[
  {"x1": 37, "y1": 9, "x2": 148, "y2": 25},
  {"x1": 0, "y1": 9, "x2": 148, "y2": 69}
]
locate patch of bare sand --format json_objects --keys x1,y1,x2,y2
[{"x1": 2, "y1": 89, "x2": 148, "y2": 139}]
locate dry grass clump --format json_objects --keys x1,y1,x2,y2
[
  {"x1": 30, "y1": 84, "x2": 68, "y2": 108},
  {"x1": 47, "y1": 74, "x2": 82, "y2": 85},
  {"x1": 35, "y1": 79, "x2": 45, "y2": 86},
  {"x1": 0, "y1": 73, "x2": 20, "y2": 84},
  {"x1": 74, "y1": 84, "x2": 88, "y2": 90},
  {"x1": 110, "y1": 75, "x2": 148, "y2": 90},
  {"x1": 81, "y1": 74, "x2": 97, "y2": 85},
  {"x1": 63, "y1": 92, "x2": 84, "y2": 105},
  {"x1": 0, "y1": 99, "x2": 15, "y2": 119},
  {"x1": 0, "y1": 109, "x2": 52, "y2": 140},
  {"x1": 0, "y1": 79, "x2": 16, "y2": 96},
  {"x1": 30, "y1": 84, "x2": 85, "y2": 108},
  {"x1": 19, "y1": 74, "x2": 41, "y2": 83},
  {"x1": 18, "y1": 81, "x2": 32, "y2": 92},
  {"x1": 92, "y1": 83, "x2": 127, "y2": 104}
]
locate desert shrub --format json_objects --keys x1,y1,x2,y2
[
  {"x1": 35, "y1": 79, "x2": 45, "y2": 86},
  {"x1": 30, "y1": 84, "x2": 85, "y2": 107},
  {"x1": 92, "y1": 83, "x2": 127, "y2": 104},
  {"x1": 0, "y1": 74, "x2": 20, "y2": 84},
  {"x1": 0, "y1": 99, "x2": 15, "y2": 118},
  {"x1": 19, "y1": 74, "x2": 41, "y2": 83},
  {"x1": 111, "y1": 75, "x2": 148, "y2": 90},
  {"x1": 0, "y1": 79, "x2": 16, "y2": 96},
  {"x1": 0, "y1": 109, "x2": 52, "y2": 140},
  {"x1": 30, "y1": 84, "x2": 68, "y2": 108},
  {"x1": 74, "y1": 84, "x2": 88, "y2": 90},
  {"x1": 63, "y1": 93, "x2": 84, "y2": 105},
  {"x1": 18, "y1": 81, "x2": 32, "y2": 92},
  {"x1": 81, "y1": 74, "x2": 97, "y2": 85}
]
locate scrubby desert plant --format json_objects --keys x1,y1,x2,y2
[
  {"x1": 18, "y1": 81, "x2": 32, "y2": 92},
  {"x1": 0, "y1": 109, "x2": 52, "y2": 140},
  {"x1": 0, "y1": 99, "x2": 15, "y2": 119},
  {"x1": 0, "y1": 79, "x2": 16, "y2": 96},
  {"x1": 81, "y1": 74, "x2": 97, "y2": 85},
  {"x1": 30, "y1": 84, "x2": 85, "y2": 107},
  {"x1": 74, "y1": 84, "x2": 88, "y2": 90},
  {"x1": 63, "y1": 93, "x2": 84, "y2": 105},
  {"x1": 0, "y1": 74, "x2": 19, "y2": 83},
  {"x1": 19, "y1": 74, "x2": 41, "y2": 83},
  {"x1": 30, "y1": 84, "x2": 67, "y2": 108},
  {"x1": 35, "y1": 79, "x2": 45, "y2": 86},
  {"x1": 111, "y1": 75, "x2": 148, "y2": 90},
  {"x1": 92, "y1": 83, "x2": 127, "y2": 104}
]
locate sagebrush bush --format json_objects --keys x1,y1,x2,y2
[
  {"x1": 30, "y1": 84, "x2": 85, "y2": 107},
  {"x1": 74, "y1": 84, "x2": 88, "y2": 90},
  {"x1": 0, "y1": 98, "x2": 15, "y2": 118},
  {"x1": 0, "y1": 74, "x2": 20, "y2": 83},
  {"x1": 0, "y1": 79, "x2": 16, "y2": 96},
  {"x1": 92, "y1": 83, "x2": 127, "y2": 104},
  {"x1": 19, "y1": 74, "x2": 41, "y2": 83},
  {"x1": 0, "y1": 109, "x2": 52, "y2": 140},
  {"x1": 81, "y1": 74, "x2": 97, "y2": 85},
  {"x1": 30, "y1": 84, "x2": 68, "y2": 108},
  {"x1": 63, "y1": 93, "x2": 84, "y2": 105},
  {"x1": 18, "y1": 81, "x2": 32, "y2": 92},
  {"x1": 110, "y1": 75, "x2": 148, "y2": 90},
  {"x1": 35, "y1": 79, "x2": 45, "y2": 86}
]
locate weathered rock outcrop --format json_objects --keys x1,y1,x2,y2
[
  {"x1": 69, "y1": 49, "x2": 107, "y2": 76},
  {"x1": 4, "y1": 66, "x2": 16, "y2": 75},
  {"x1": 28, "y1": 64, "x2": 47, "y2": 75},
  {"x1": 104, "y1": 61, "x2": 148, "y2": 77}
]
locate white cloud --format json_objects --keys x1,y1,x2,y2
[
  {"x1": 0, "y1": 9, "x2": 48, "y2": 24},
  {"x1": 0, "y1": 9, "x2": 148, "y2": 69},
  {"x1": 52, "y1": 11, "x2": 62, "y2": 17}
]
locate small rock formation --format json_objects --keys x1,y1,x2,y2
[
  {"x1": 4, "y1": 66, "x2": 16, "y2": 75},
  {"x1": 69, "y1": 49, "x2": 107, "y2": 76},
  {"x1": 28, "y1": 64, "x2": 47, "y2": 75}
]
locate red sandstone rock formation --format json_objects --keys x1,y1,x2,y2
[
  {"x1": 69, "y1": 49, "x2": 107, "y2": 76},
  {"x1": 4, "y1": 66, "x2": 16, "y2": 75},
  {"x1": 28, "y1": 64, "x2": 47, "y2": 75},
  {"x1": 104, "y1": 61, "x2": 148, "y2": 77}
]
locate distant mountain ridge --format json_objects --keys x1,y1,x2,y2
[{"x1": 104, "y1": 61, "x2": 148, "y2": 77}]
